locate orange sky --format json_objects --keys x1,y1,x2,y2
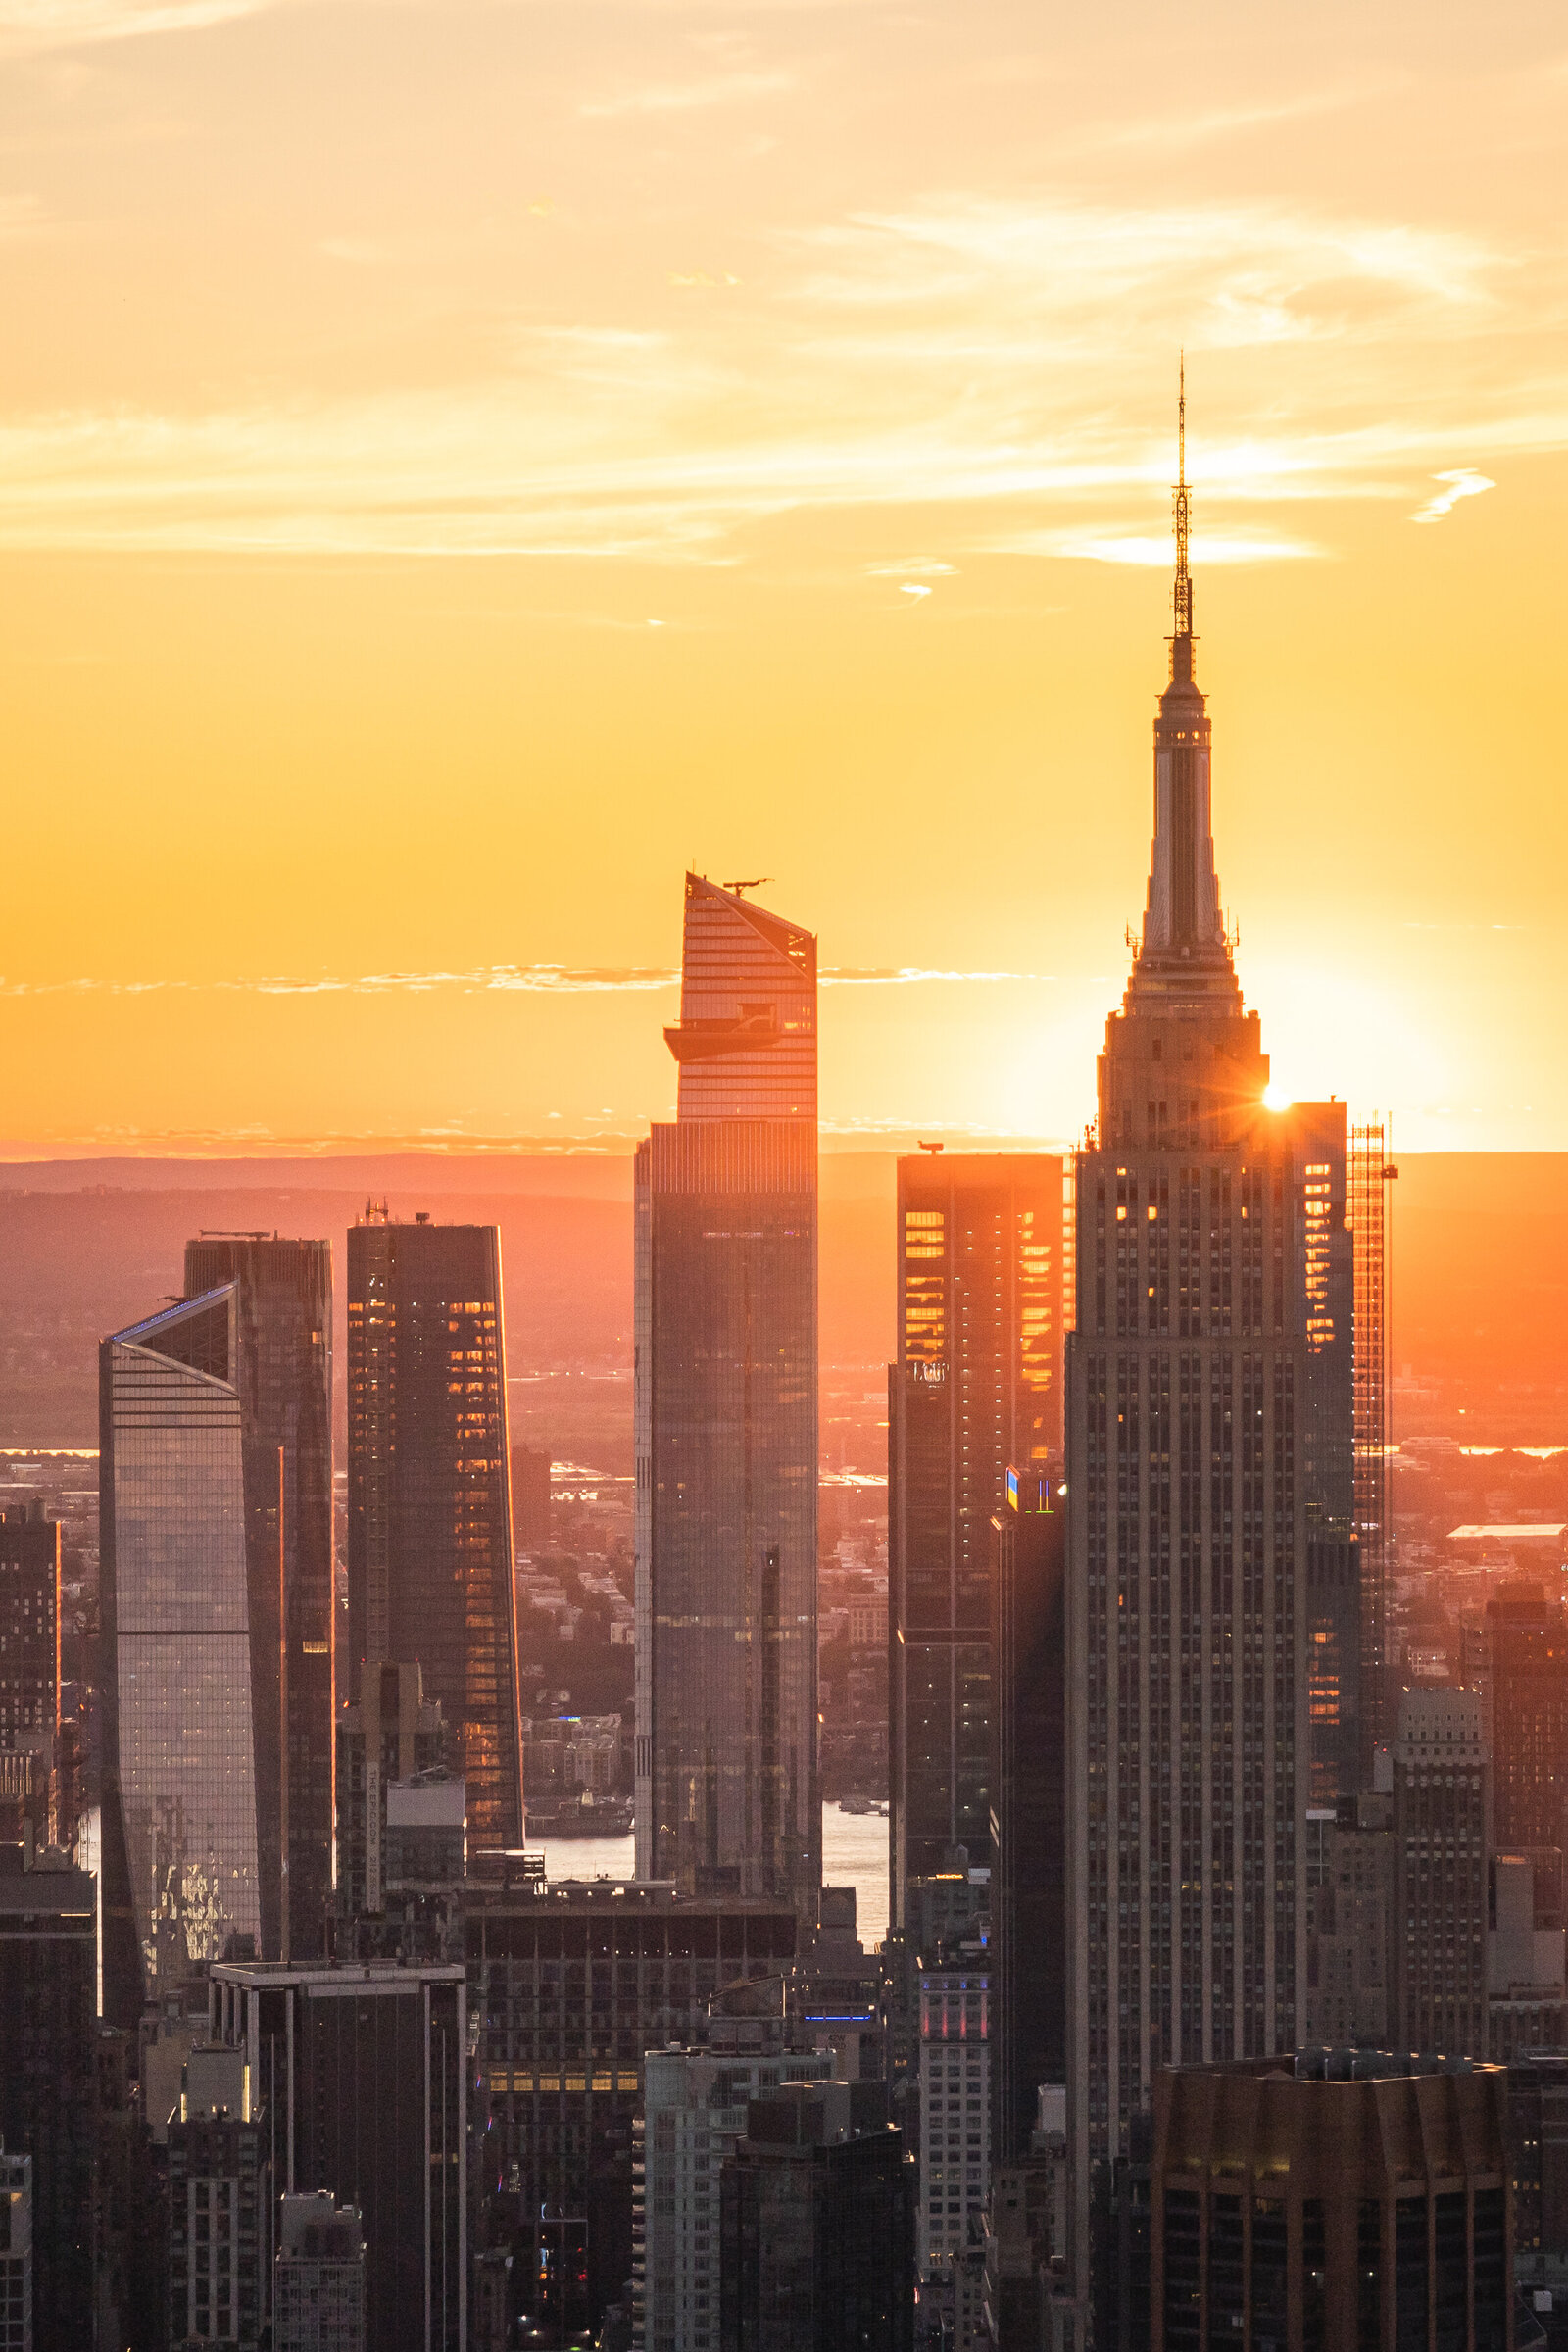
[{"x1": 0, "y1": 0, "x2": 1562, "y2": 1155}]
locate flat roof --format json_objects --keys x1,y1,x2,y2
[{"x1": 1448, "y1": 1523, "x2": 1567, "y2": 1542}]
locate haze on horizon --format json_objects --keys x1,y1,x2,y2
[{"x1": 0, "y1": 0, "x2": 1562, "y2": 1158}]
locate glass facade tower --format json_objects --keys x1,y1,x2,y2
[
  {"x1": 346, "y1": 1216, "x2": 522, "y2": 1851},
  {"x1": 635, "y1": 874, "x2": 819, "y2": 1906},
  {"x1": 1064, "y1": 426, "x2": 1356, "y2": 2300},
  {"x1": 887, "y1": 1152, "x2": 1062, "y2": 1927},
  {"x1": 100, "y1": 1289, "x2": 262, "y2": 2009},
  {"x1": 183, "y1": 1236, "x2": 334, "y2": 1963}
]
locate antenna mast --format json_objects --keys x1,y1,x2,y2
[{"x1": 1173, "y1": 352, "x2": 1193, "y2": 644}]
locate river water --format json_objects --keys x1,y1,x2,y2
[{"x1": 530, "y1": 1801, "x2": 890, "y2": 1950}]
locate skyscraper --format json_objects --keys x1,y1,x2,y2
[
  {"x1": 718, "y1": 2081, "x2": 913, "y2": 2352},
  {"x1": 1393, "y1": 1686, "x2": 1490, "y2": 2058},
  {"x1": 211, "y1": 1957, "x2": 467, "y2": 2352},
  {"x1": 101, "y1": 1288, "x2": 262, "y2": 2008},
  {"x1": 640, "y1": 2024, "x2": 834, "y2": 2352},
  {"x1": 0, "y1": 2145, "x2": 30, "y2": 2352},
  {"x1": 1483, "y1": 1583, "x2": 1568, "y2": 1854},
  {"x1": 0, "y1": 1851, "x2": 96, "y2": 2352},
  {"x1": 1064, "y1": 387, "x2": 1357, "y2": 2292},
  {"x1": 990, "y1": 1466, "x2": 1067, "y2": 2167},
  {"x1": 1150, "y1": 2053, "x2": 1511, "y2": 2352},
  {"x1": 347, "y1": 1213, "x2": 523, "y2": 1851},
  {"x1": 0, "y1": 1503, "x2": 61, "y2": 1848},
  {"x1": 634, "y1": 874, "x2": 819, "y2": 1904},
  {"x1": 183, "y1": 1235, "x2": 334, "y2": 1963},
  {"x1": 166, "y1": 2046, "x2": 270, "y2": 2351},
  {"x1": 888, "y1": 1152, "x2": 1062, "y2": 1927}
]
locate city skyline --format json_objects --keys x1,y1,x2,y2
[{"x1": 0, "y1": 8, "x2": 1557, "y2": 2345}]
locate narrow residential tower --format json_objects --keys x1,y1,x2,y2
[{"x1": 346, "y1": 1215, "x2": 522, "y2": 1852}]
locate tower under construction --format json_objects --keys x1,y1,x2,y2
[{"x1": 1348, "y1": 1120, "x2": 1396, "y2": 1768}]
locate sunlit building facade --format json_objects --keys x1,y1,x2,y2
[
  {"x1": 346, "y1": 1215, "x2": 522, "y2": 1851},
  {"x1": 888, "y1": 1152, "x2": 1062, "y2": 1926},
  {"x1": 1064, "y1": 411, "x2": 1357, "y2": 2295},
  {"x1": 183, "y1": 1235, "x2": 334, "y2": 1963},
  {"x1": 635, "y1": 874, "x2": 820, "y2": 1905},
  {"x1": 101, "y1": 1288, "x2": 262, "y2": 2009}
]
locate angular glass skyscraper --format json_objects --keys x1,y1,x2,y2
[
  {"x1": 101, "y1": 1289, "x2": 262, "y2": 2011},
  {"x1": 635, "y1": 874, "x2": 820, "y2": 1905},
  {"x1": 183, "y1": 1235, "x2": 334, "y2": 1962},
  {"x1": 1064, "y1": 401, "x2": 1355, "y2": 2296},
  {"x1": 346, "y1": 1214, "x2": 523, "y2": 1851}
]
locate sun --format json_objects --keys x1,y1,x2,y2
[{"x1": 1262, "y1": 1083, "x2": 1293, "y2": 1112}]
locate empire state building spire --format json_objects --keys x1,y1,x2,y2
[
  {"x1": 1138, "y1": 362, "x2": 1226, "y2": 969},
  {"x1": 1171, "y1": 352, "x2": 1194, "y2": 683}
]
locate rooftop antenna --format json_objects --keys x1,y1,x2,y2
[
  {"x1": 1171, "y1": 353, "x2": 1195, "y2": 674},
  {"x1": 723, "y1": 876, "x2": 772, "y2": 898}
]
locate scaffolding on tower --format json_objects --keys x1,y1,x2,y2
[{"x1": 1348, "y1": 1120, "x2": 1397, "y2": 1768}]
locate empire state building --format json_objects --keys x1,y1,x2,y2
[{"x1": 1064, "y1": 391, "x2": 1354, "y2": 2279}]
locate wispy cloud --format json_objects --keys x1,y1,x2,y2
[
  {"x1": 0, "y1": 964, "x2": 682, "y2": 998},
  {"x1": 820, "y1": 967, "x2": 1062, "y2": 985},
  {"x1": 1064, "y1": 83, "x2": 1398, "y2": 161},
  {"x1": 0, "y1": 0, "x2": 262, "y2": 53},
  {"x1": 0, "y1": 191, "x2": 1550, "y2": 558},
  {"x1": 0, "y1": 963, "x2": 1080, "y2": 998},
  {"x1": 1411, "y1": 466, "x2": 1495, "y2": 522},
  {"x1": 580, "y1": 71, "x2": 795, "y2": 120}
]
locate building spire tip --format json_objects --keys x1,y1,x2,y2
[{"x1": 1171, "y1": 357, "x2": 1194, "y2": 679}]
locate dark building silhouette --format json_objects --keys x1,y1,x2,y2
[
  {"x1": 101, "y1": 1288, "x2": 261, "y2": 2013},
  {"x1": 1394, "y1": 1687, "x2": 1490, "y2": 2058},
  {"x1": 1302, "y1": 1791, "x2": 1395, "y2": 2050},
  {"x1": 718, "y1": 2080, "x2": 913, "y2": 2352},
  {"x1": 990, "y1": 1467, "x2": 1067, "y2": 2168},
  {"x1": 888, "y1": 1152, "x2": 1063, "y2": 1929},
  {"x1": 1090, "y1": 2108, "x2": 1153, "y2": 2352},
  {"x1": 1485, "y1": 1584, "x2": 1568, "y2": 1855},
  {"x1": 1065, "y1": 392, "x2": 1358, "y2": 2291},
  {"x1": 1150, "y1": 2052, "x2": 1512, "y2": 2352},
  {"x1": 0, "y1": 1850, "x2": 95, "y2": 2352},
  {"x1": 466, "y1": 1862, "x2": 802, "y2": 2334},
  {"x1": 511, "y1": 1446, "x2": 553, "y2": 1556},
  {"x1": 0, "y1": 1503, "x2": 62, "y2": 1848},
  {"x1": 211, "y1": 1957, "x2": 466, "y2": 2352},
  {"x1": 184, "y1": 1235, "x2": 334, "y2": 1963},
  {"x1": 1506, "y1": 2052, "x2": 1568, "y2": 2270},
  {"x1": 347, "y1": 1213, "x2": 523, "y2": 1851},
  {"x1": 635, "y1": 875, "x2": 819, "y2": 1906}
]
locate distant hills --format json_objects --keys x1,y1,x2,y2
[{"x1": 0, "y1": 1151, "x2": 1559, "y2": 1453}]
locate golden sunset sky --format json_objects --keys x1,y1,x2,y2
[{"x1": 0, "y1": 0, "x2": 1561, "y2": 1155}]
